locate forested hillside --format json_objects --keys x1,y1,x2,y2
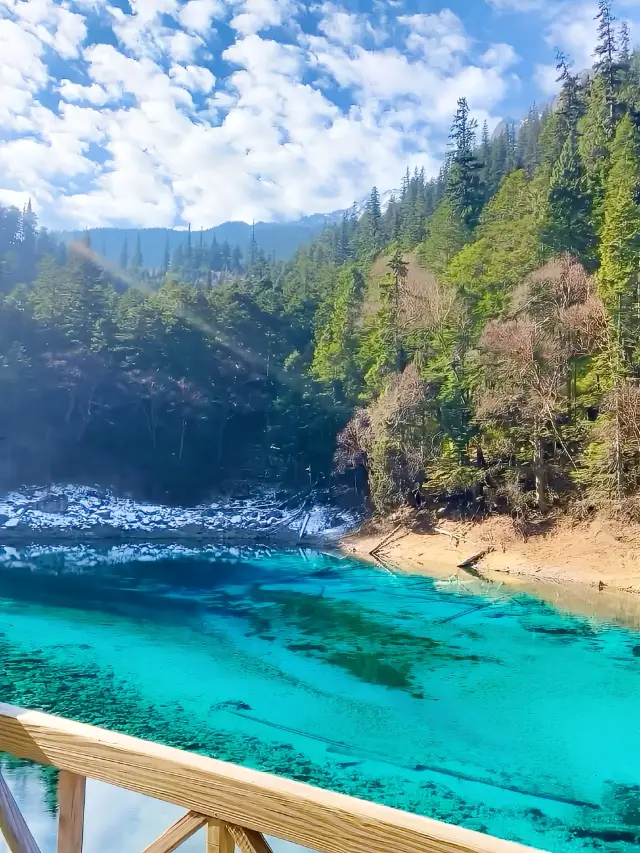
[
  {"x1": 1, "y1": 0, "x2": 640, "y2": 517},
  {"x1": 55, "y1": 215, "x2": 332, "y2": 271}
]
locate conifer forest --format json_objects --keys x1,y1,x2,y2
[{"x1": 2, "y1": 0, "x2": 640, "y2": 519}]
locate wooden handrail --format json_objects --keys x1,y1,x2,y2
[{"x1": 0, "y1": 703, "x2": 547, "y2": 853}]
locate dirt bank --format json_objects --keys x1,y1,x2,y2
[{"x1": 342, "y1": 513, "x2": 640, "y2": 628}]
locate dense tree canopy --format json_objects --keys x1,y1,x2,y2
[{"x1": 3, "y1": 0, "x2": 640, "y2": 519}]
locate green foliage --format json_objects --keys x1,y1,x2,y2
[
  {"x1": 6, "y1": 24, "x2": 640, "y2": 517},
  {"x1": 578, "y1": 75, "x2": 613, "y2": 228},
  {"x1": 446, "y1": 170, "x2": 543, "y2": 320},
  {"x1": 598, "y1": 113, "x2": 640, "y2": 338},
  {"x1": 417, "y1": 198, "x2": 467, "y2": 275},
  {"x1": 310, "y1": 266, "x2": 365, "y2": 400},
  {"x1": 447, "y1": 97, "x2": 485, "y2": 229},
  {"x1": 543, "y1": 133, "x2": 596, "y2": 267}
]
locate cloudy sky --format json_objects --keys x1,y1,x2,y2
[{"x1": 0, "y1": 0, "x2": 638, "y2": 230}]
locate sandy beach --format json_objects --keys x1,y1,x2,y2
[{"x1": 342, "y1": 513, "x2": 640, "y2": 628}]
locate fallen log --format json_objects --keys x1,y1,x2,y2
[
  {"x1": 457, "y1": 548, "x2": 492, "y2": 570},
  {"x1": 369, "y1": 522, "x2": 404, "y2": 558}
]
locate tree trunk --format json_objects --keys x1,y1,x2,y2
[
  {"x1": 533, "y1": 433, "x2": 548, "y2": 512},
  {"x1": 179, "y1": 419, "x2": 186, "y2": 461}
]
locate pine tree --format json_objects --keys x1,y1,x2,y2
[
  {"x1": 119, "y1": 236, "x2": 129, "y2": 270},
  {"x1": 131, "y1": 235, "x2": 143, "y2": 271},
  {"x1": 447, "y1": 98, "x2": 484, "y2": 228},
  {"x1": 311, "y1": 266, "x2": 365, "y2": 399},
  {"x1": 209, "y1": 235, "x2": 221, "y2": 271},
  {"x1": 543, "y1": 133, "x2": 596, "y2": 267},
  {"x1": 20, "y1": 200, "x2": 37, "y2": 283},
  {"x1": 366, "y1": 186, "x2": 382, "y2": 249},
  {"x1": 162, "y1": 234, "x2": 170, "y2": 273},
  {"x1": 556, "y1": 51, "x2": 583, "y2": 140},
  {"x1": 619, "y1": 19, "x2": 630, "y2": 65},
  {"x1": 578, "y1": 74, "x2": 613, "y2": 230},
  {"x1": 594, "y1": 0, "x2": 617, "y2": 129},
  {"x1": 173, "y1": 242, "x2": 184, "y2": 270},
  {"x1": 418, "y1": 197, "x2": 467, "y2": 275},
  {"x1": 598, "y1": 113, "x2": 640, "y2": 349}
]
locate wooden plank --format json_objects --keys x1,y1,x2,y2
[
  {"x1": 227, "y1": 824, "x2": 273, "y2": 853},
  {"x1": 57, "y1": 771, "x2": 85, "y2": 853},
  {"x1": 206, "y1": 820, "x2": 234, "y2": 853},
  {"x1": 142, "y1": 811, "x2": 207, "y2": 853},
  {"x1": 0, "y1": 703, "x2": 547, "y2": 853},
  {"x1": 0, "y1": 770, "x2": 41, "y2": 853}
]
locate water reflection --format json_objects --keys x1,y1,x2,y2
[
  {"x1": 0, "y1": 763, "x2": 310, "y2": 853},
  {"x1": 0, "y1": 544, "x2": 638, "y2": 853}
]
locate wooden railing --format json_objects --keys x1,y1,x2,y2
[{"x1": 0, "y1": 703, "x2": 547, "y2": 853}]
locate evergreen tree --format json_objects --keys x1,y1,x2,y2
[
  {"x1": 311, "y1": 266, "x2": 365, "y2": 399},
  {"x1": 418, "y1": 197, "x2": 467, "y2": 275},
  {"x1": 594, "y1": 0, "x2": 618, "y2": 129},
  {"x1": 119, "y1": 236, "x2": 129, "y2": 270},
  {"x1": 173, "y1": 242, "x2": 184, "y2": 270},
  {"x1": 543, "y1": 132, "x2": 596, "y2": 267},
  {"x1": 556, "y1": 51, "x2": 583, "y2": 140},
  {"x1": 162, "y1": 235, "x2": 170, "y2": 273},
  {"x1": 598, "y1": 113, "x2": 640, "y2": 349},
  {"x1": 619, "y1": 19, "x2": 630, "y2": 66},
  {"x1": 131, "y1": 235, "x2": 143, "y2": 271},
  {"x1": 447, "y1": 98, "x2": 484, "y2": 228},
  {"x1": 578, "y1": 74, "x2": 613, "y2": 229},
  {"x1": 365, "y1": 186, "x2": 382, "y2": 251}
]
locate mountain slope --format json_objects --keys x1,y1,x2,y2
[{"x1": 56, "y1": 216, "x2": 335, "y2": 267}]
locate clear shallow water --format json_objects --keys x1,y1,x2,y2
[{"x1": 0, "y1": 544, "x2": 639, "y2": 853}]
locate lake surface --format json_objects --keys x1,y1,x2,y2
[{"x1": 0, "y1": 543, "x2": 639, "y2": 853}]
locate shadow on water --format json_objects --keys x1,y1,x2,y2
[{"x1": 1, "y1": 544, "x2": 640, "y2": 853}]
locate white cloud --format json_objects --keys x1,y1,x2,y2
[
  {"x1": 541, "y1": 1, "x2": 640, "y2": 73},
  {"x1": 230, "y1": 0, "x2": 300, "y2": 35},
  {"x1": 535, "y1": 62, "x2": 560, "y2": 95},
  {"x1": 481, "y1": 43, "x2": 520, "y2": 71},
  {"x1": 316, "y1": 2, "x2": 384, "y2": 46},
  {"x1": 58, "y1": 80, "x2": 118, "y2": 106},
  {"x1": 0, "y1": 0, "x2": 88, "y2": 59},
  {"x1": 165, "y1": 29, "x2": 203, "y2": 61},
  {"x1": 169, "y1": 63, "x2": 216, "y2": 92},
  {"x1": 487, "y1": 0, "x2": 546, "y2": 10},
  {"x1": 399, "y1": 11, "x2": 471, "y2": 72},
  {"x1": 0, "y1": 18, "x2": 48, "y2": 129},
  {"x1": 544, "y1": 1, "x2": 599, "y2": 70},
  {"x1": 0, "y1": 0, "x2": 521, "y2": 229},
  {"x1": 179, "y1": 0, "x2": 225, "y2": 33}
]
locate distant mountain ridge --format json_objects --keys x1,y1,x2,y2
[
  {"x1": 56, "y1": 214, "x2": 338, "y2": 268},
  {"x1": 55, "y1": 192, "x2": 402, "y2": 268}
]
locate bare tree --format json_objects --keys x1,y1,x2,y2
[{"x1": 477, "y1": 256, "x2": 607, "y2": 512}]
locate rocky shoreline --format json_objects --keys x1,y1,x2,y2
[{"x1": 0, "y1": 485, "x2": 359, "y2": 547}]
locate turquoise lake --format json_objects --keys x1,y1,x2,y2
[{"x1": 0, "y1": 543, "x2": 639, "y2": 853}]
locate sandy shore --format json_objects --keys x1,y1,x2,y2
[{"x1": 341, "y1": 513, "x2": 640, "y2": 628}]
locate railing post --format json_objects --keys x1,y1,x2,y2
[
  {"x1": 57, "y1": 771, "x2": 86, "y2": 853},
  {"x1": 206, "y1": 820, "x2": 233, "y2": 853},
  {"x1": 0, "y1": 771, "x2": 41, "y2": 853}
]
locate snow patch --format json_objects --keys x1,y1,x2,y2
[{"x1": 0, "y1": 486, "x2": 359, "y2": 538}]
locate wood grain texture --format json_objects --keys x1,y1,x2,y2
[
  {"x1": 0, "y1": 703, "x2": 547, "y2": 853},
  {"x1": 206, "y1": 820, "x2": 234, "y2": 853},
  {"x1": 57, "y1": 771, "x2": 85, "y2": 853},
  {"x1": 141, "y1": 811, "x2": 206, "y2": 853},
  {"x1": 227, "y1": 824, "x2": 273, "y2": 853},
  {"x1": 0, "y1": 770, "x2": 41, "y2": 853}
]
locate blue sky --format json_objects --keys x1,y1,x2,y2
[{"x1": 0, "y1": 0, "x2": 638, "y2": 230}]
